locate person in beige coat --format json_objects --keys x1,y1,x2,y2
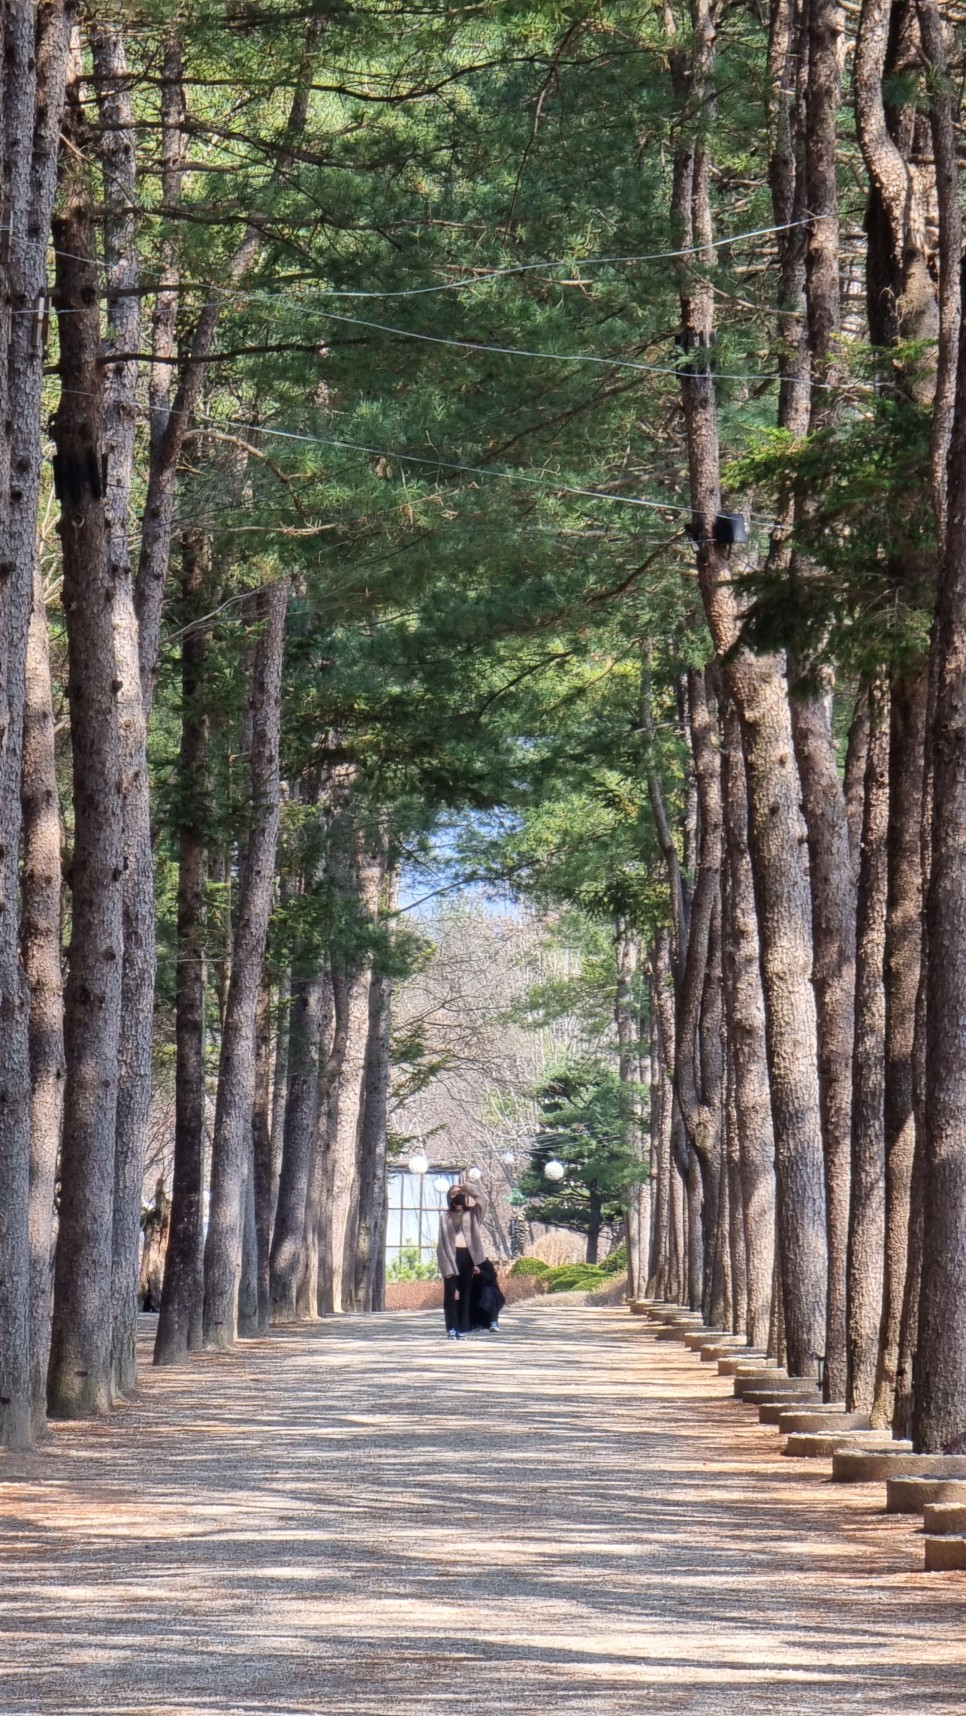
[{"x1": 437, "y1": 1184, "x2": 487, "y2": 1339}]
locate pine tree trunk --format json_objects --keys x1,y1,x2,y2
[
  {"x1": 237, "y1": 1135, "x2": 259, "y2": 1338},
  {"x1": 725, "y1": 1054, "x2": 747, "y2": 1335},
  {"x1": 154, "y1": 536, "x2": 210, "y2": 1366},
  {"x1": 675, "y1": 669, "x2": 723, "y2": 1313},
  {"x1": 896, "y1": 670, "x2": 935, "y2": 1437},
  {"x1": 685, "y1": 1143, "x2": 703, "y2": 1310},
  {"x1": 270, "y1": 957, "x2": 326, "y2": 1320},
  {"x1": 615, "y1": 921, "x2": 645, "y2": 1300},
  {"x1": 269, "y1": 965, "x2": 290, "y2": 1226},
  {"x1": 914, "y1": 309, "x2": 966, "y2": 1453},
  {"x1": 645, "y1": 995, "x2": 662, "y2": 1294},
  {"x1": 872, "y1": 670, "x2": 926, "y2": 1425},
  {"x1": 0, "y1": 0, "x2": 74, "y2": 1451},
  {"x1": 702, "y1": 887, "x2": 726, "y2": 1327},
  {"x1": 251, "y1": 976, "x2": 274, "y2": 1333},
  {"x1": 844, "y1": 691, "x2": 870, "y2": 867},
  {"x1": 297, "y1": 972, "x2": 336, "y2": 1320},
  {"x1": 790, "y1": 691, "x2": 856, "y2": 1401},
  {"x1": 46, "y1": 149, "x2": 125, "y2": 1420},
  {"x1": 669, "y1": 1114, "x2": 687, "y2": 1304},
  {"x1": 720, "y1": 697, "x2": 775, "y2": 1350},
  {"x1": 354, "y1": 967, "x2": 393, "y2": 1312},
  {"x1": 22, "y1": 560, "x2": 65, "y2": 1437},
  {"x1": 322, "y1": 827, "x2": 383, "y2": 1316},
  {"x1": 586, "y1": 1195, "x2": 602, "y2": 1266},
  {"x1": 648, "y1": 932, "x2": 676, "y2": 1298},
  {"x1": 90, "y1": 23, "x2": 154, "y2": 1401},
  {"x1": 714, "y1": 1140, "x2": 732, "y2": 1331},
  {"x1": 634, "y1": 1001, "x2": 654, "y2": 1304},
  {"x1": 846, "y1": 685, "x2": 889, "y2": 1412},
  {"x1": 325, "y1": 961, "x2": 374, "y2": 1315},
  {"x1": 671, "y1": 17, "x2": 827, "y2": 1372},
  {"x1": 202, "y1": 582, "x2": 287, "y2": 1349}
]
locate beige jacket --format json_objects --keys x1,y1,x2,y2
[{"x1": 437, "y1": 1188, "x2": 488, "y2": 1277}]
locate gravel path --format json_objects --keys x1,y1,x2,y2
[{"x1": 2, "y1": 1303, "x2": 965, "y2": 1714}]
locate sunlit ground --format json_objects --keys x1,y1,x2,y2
[{"x1": 1, "y1": 1304, "x2": 964, "y2": 1714}]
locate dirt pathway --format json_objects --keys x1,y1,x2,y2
[{"x1": 2, "y1": 1304, "x2": 965, "y2": 1714}]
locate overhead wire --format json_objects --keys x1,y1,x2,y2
[
  {"x1": 52, "y1": 383, "x2": 782, "y2": 528},
  {"x1": 3, "y1": 216, "x2": 805, "y2": 288},
  {"x1": 12, "y1": 221, "x2": 869, "y2": 394}
]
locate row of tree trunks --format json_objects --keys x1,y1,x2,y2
[
  {"x1": 644, "y1": 0, "x2": 966, "y2": 1460},
  {"x1": 270, "y1": 846, "x2": 327, "y2": 1320},
  {"x1": 324, "y1": 836, "x2": 384, "y2": 1317},
  {"x1": 202, "y1": 582, "x2": 288, "y2": 1348}
]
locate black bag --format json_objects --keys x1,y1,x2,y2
[{"x1": 470, "y1": 1259, "x2": 506, "y2": 1328}]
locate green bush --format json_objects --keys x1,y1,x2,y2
[
  {"x1": 545, "y1": 1264, "x2": 606, "y2": 1292},
  {"x1": 600, "y1": 1242, "x2": 627, "y2": 1276},
  {"x1": 508, "y1": 1256, "x2": 552, "y2": 1278},
  {"x1": 386, "y1": 1246, "x2": 438, "y2": 1284}
]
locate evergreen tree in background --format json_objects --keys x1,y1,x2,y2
[{"x1": 520, "y1": 1062, "x2": 644, "y2": 1265}]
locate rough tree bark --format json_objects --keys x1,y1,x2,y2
[
  {"x1": 720, "y1": 697, "x2": 776, "y2": 1350},
  {"x1": 916, "y1": 400, "x2": 966, "y2": 1447},
  {"x1": 872, "y1": 672, "x2": 927, "y2": 1424},
  {"x1": 772, "y1": 0, "x2": 854, "y2": 1402},
  {"x1": 791, "y1": 690, "x2": 856, "y2": 1402},
  {"x1": 669, "y1": 9, "x2": 827, "y2": 1368},
  {"x1": 90, "y1": 23, "x2": 154, "y2": 1400},
  {"x1": 615, "y1": 921, "x2": 648, "y2": 1302},
  {"x1": 846, "y1": 687, "x2": 889, "y2": 1412},
  {"x1": 353, "y1": 967, "x2": 393, "y2": 1314},
  {"x1": 844, "y1": 692, "x2": 870, "y2": 868},
  {"x1": 202, "y1": 581, "x2": 287, "y2": 1348},
  {"x1": 894, "y1": 0, "x2": 960, "y2": 1439},
  {"x1": 0, "y1": 0, "x2": 74, "y2": 1449},
  {"x1": 21, "y1": 560, "x2": 65, "y2": 1436},
  {"x1": 251, "y1": 976, "x2": 274, "y2": 1333},
  {"x1": 674, "y1": 668, "x2": 723, "y2": 1317},
  {"x1": 270, "y1": 919, "x2": 326, "y2": 1320},
  {"x1": 269, "y1": 965, "x2": 291, "y2": 1226},
  {"x1": 647, "y1": 934, "x2": 674, "y2": 1297},
  {"x1": 353, "y1": 853, "x2": 396, "y2": 1314},
  {"x1": 297, "y1": 973, "x2": 336, "y2": 1320},
  {"x1": 46, "y1": 107, "x2": 125, "y2": 1418},
  {"x1": 325, "y1": 845, "x2": 384, "y2": 1317}
]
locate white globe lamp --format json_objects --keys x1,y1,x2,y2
[
  {"x1": 432, "y1": 1175, "x2": 450, "y2": 1195},
  {"x1": 544, "y1": 1159, "x2": 565, "y2": 1182},
  {"x1": 408, "y1": 1151, "x2": 429, "y2": 1176},
  {"x1": 467, "y1": 1166, "x2": 483, "y2": 1182}
]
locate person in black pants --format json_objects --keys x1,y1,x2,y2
[{"x1": 437, "y1": 1184, "x2": 487, "y2": 1340}]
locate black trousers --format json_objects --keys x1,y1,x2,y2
[{"x1": 444, "y1": 1249, "x2": 475, "y2": 1331}]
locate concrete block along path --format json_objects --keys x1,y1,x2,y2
[{"x1": 3, "y1": 1303, "x2": 966, "y2": 1715}]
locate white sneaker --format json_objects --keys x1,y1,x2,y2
[
  {"x1": 447, "y1": 1329, "x2": 461, "y2": 1340},
  {"x1": 488, "y1": 1323, "x2": 501, "y2": 1334}
]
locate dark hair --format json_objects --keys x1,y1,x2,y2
[{"x1": 447, "y1": 1187, "x2": 466, "y2": 1210}]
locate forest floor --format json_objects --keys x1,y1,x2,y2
[{"x1": 2, "y1": 1304, "x2": 965, "y2": 1715}]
